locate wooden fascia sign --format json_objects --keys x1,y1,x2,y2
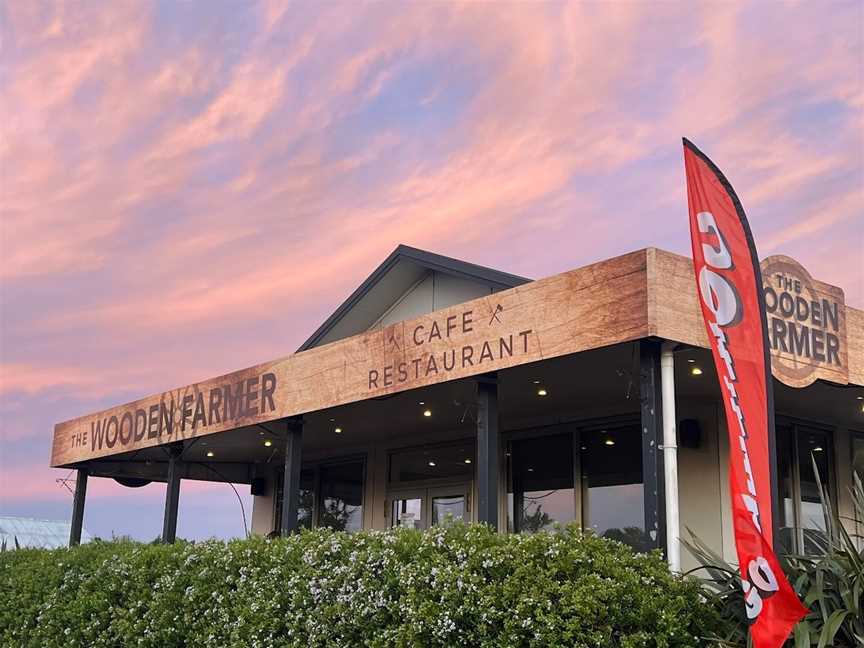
[
  {"x1": 50, "y1": 251, "x2": 650, "y2": 467},
  {"x1": 761, "y1": 255, "x2": 848, "y2": 387}
]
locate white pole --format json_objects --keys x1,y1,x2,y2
[{"x1": 660, "y1": 343, "x2": 680, "y2": 572}]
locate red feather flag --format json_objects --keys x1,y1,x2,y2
[{"x1": 683, "y1": 139, "x2": 807, "y2": 648}]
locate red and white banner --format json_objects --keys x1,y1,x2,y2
[{"x1": 683, "y1": 139, "x2": 806, "y2": 648}]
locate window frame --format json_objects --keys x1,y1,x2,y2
[
  {"x1": 504, "y1": 415, "x2": 643, "y2": 536},
  {"x1": 273, "y1": 453, "x2": 367, "y2": 532},
  {"x1": 775, "y1": 417, "x2": 836, "y2": 554}
]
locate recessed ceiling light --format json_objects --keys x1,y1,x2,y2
[
  {"x1": 537, "y1": 388, "x2": 548, "y2": 397},
  {"x1": 691, "y1": 367, "x2": 703, "y2": 376},
  {"x1": 857, "y1": 396, "x2": 863, "y2": 400},
  {"x1": 464, "y1": 458, "x2": 472, "y2": 464},
  {"x1": 428, "y1": 461, "x2": 436, "y2": 467},
  {"x1": 423, "y1": 409, "x2": 432, "y2": 417},
  {"x1": 687, "y1": 358, "x2": 696, "y2": 364},
  {"x1": 419, "y1": 401, "x2": 425, "y2": 405},
  {"x1": 813, "y1": 446, "x2": 823, "y2": 453},
  {"x1": 264, "y1": 440, "x2": 272, "y2": 447},
  {"x1": 532, "y1": 380, "x2": 540, "y2": 384},
  {"x1": 258, "y1": 431, "x2": 264, "y2": 436},
  {"x1": 527, "y1": 467, "x2": 534, "y2": 472},
  {"x1": 206, "y1": 451, "x2": 214, "y2": 457},
  {"x1": 604, "y1": 439, "x2": 615, "y2": 446},
  {"x1": 334, "y1": 427, "x2": 342, "y2": 434}
]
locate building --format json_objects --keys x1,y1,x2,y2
[
  {"x1": 51, "y1": 245, "x2": 864, "y2": 570},
  {"x1": 0, "y1": 516, "x2": 92, "y2": 549}
]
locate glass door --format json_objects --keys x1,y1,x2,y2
[
  {"x1": 389, "y1": 489, "x2": 425, "y2": 529},
  {"x1": 387, "y1": 483, "x2": 470, "y2": 529},
  {"x1": 429, "y1": 485, "x2": 469, "y2": 526}
]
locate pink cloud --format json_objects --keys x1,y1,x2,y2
[{"x1": 1, "y1": 2, "x2": 860, "y2": 538}]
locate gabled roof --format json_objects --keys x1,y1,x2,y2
[{"x1": 298, "y1": 244, "x2": 530, "y2": 351}]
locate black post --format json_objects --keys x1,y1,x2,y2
[
  {"x1": 161, "y1": 444, "x2": 183, "y2": 543},
  {"x1": 281, "y1": 417, "x2": 303, "y2": 536},
  {"x1": 69, "y1": 468, "x2": 88, "y2": 547},
  {"x1": 476, "y1": 374, "x2": 499, "y2": 530},
  {"x1": 639, "y1": 340, "x2": 666, "y2": 553}
]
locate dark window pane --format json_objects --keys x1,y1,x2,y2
[
  {"x1": 274, "y1": 469, "x2": 314, "y2": 532},
  {"x1": 389, "y1": 444, "x2": 474, "y2": 483},
  {"x1": 583, "y1": 425, "x2": 647, "y2": 552},
  {"x1": 776, "y1": 425, "x2": 796, "y2": 553},
  {"x1": 318, "y1": 462, "x2": 364, "y2": 532},
  {"x1": 508, "y1": 433, "x2": 575, "y2": 533},
  {"x1": 797, "y1": 429, "x2": 830, "y2": 554}
]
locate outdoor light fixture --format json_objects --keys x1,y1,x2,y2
[
  {"x1": 813, "y1": 446, "x2": 823, "y2": 453},
  {"x1": 691, "y1": 367, "x2": 703, "y2": 376},
  {"x1": 423, "y1": 409, "x2": 432, "y2": 417},
  {"x1": 419, "y1": 401, "x2": 425, "y2": 405},
  {"x1": 464, "y1": 458, "x2": 472, "y2": 464},
  {"x1": 428, "y1": 461, "x2": 436, "y2": 467},
  {"x1": 334, "y1": 427, "x2": 342, "y2": 434},
  {"x1": 537, "y1": 388, "x2": 548, "y2": 396},
  {"x1": 687, "y1": 358, "x2": 696, "y2": 364},
  {"x1": 264, "y1": 440, "x2": 272, "y2": 447},
  {"x1": 532, "y1": 380, "x2": 541, "y2": 384},
  {"x1": 604, "y1": 439, "x2": 615, "y2": 446},
  {"x1": 206, "y1": 451, "x2": 214, "y2": 458}
]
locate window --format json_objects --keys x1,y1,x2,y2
[
  {"x1": 777, "y1": 423, "x2": 832, "y2": 554},
  {"x1": 853, "y1": 433, "x2": 864, "y2": 483},
  {"x1": 386, "y1": 443, "x2": 474, "y2": 529},
  {"x1": 506, "y1": 423, "x2": 648, "y2": 551},
  {"x1": 273, "y1": 468, "x2": 314, "y2": 532},
  {"x1": 507, "y1": 433, "x2": 576, "y2": 533},
  {"x1": 273, "y1": 459, "x2": 365, "y2": 532},
  {"x1": 581, "y1": 424, "x2": 647, "y2": 552},
  {"x1": 389, "y1": 443, "x2": 474, "y2": 483},
  {"x1": 319, "y1": 461, "x2": 364, "y2": 532}
]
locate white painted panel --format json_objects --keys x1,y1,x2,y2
[{"x1": 677, "y1": 401, "x2": 728, "y2": 571}]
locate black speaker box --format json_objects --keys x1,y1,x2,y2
[
  {"x1": 251, "y1": 477, "x2": 267, "y2": 496},
  {"x1": 679, "y1": 419, "x2": 702, "y2": 449}
]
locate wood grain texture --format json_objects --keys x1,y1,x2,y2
[
  {"x1": 646, "y1": 249, "x2": 857, "y2": 388},
  {"x1": 51, "y1": 250, "x2": 651, "y2": 467},
  {"x1": 848, "y1": 307, "x2": 864, "y2": 387}
]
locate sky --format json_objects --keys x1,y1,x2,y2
[{"x1": 1, "y1": 1, "x2": 862, "y2": 542}]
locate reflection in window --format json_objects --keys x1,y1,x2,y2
[
  {"x1": 274, "y1": 469, "x2": 314, "y2": 532},
  {"x1": 389, "y1": 444, "x2": 474, "y2": 483},
  {"x1": 582, "y1": 425, "x2": 648, "y2": 552},
  {"x1": 777, "y1": 424, "x2": 832, "y2": 554},
  {"x1": 318, "y1": 462, "x2": 364, "y2": 532},
  {"x1": 431, "y1": 495, "x2": 466, "y2": 525},
  {"x1": 507, "y1": 433, "x2": 576, "y2": 533}
]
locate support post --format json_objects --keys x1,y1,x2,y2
[
  {"x1": 161, "y1": 444, "x2": 183, "y2": 544},
  {"x1": 69, "y1": 468, "x2": 88, "y2": 547},
  {"x1": 476, "y1": 374, "x2": 499, "y2": 530},
  {"x1": 639, "y1": 340, "x2": 666, "y2": 553},
  {"x1": 660, "y1": 343, "x2": 681, "y2": 571},
  {"x1": 281, "y1": 417, "x2": 303, "y2": 536}
]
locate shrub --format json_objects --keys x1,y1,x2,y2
[{"x1": 0, "y1": 523, "x2": 723, "y2": 647}]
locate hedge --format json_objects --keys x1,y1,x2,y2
[{"x1": 0, "y1": 523, "x2": 726, "y2": 648}]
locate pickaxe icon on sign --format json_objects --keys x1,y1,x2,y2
[{"x1": 489, "y1": 304, "x2": 503, "y2": 325}]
